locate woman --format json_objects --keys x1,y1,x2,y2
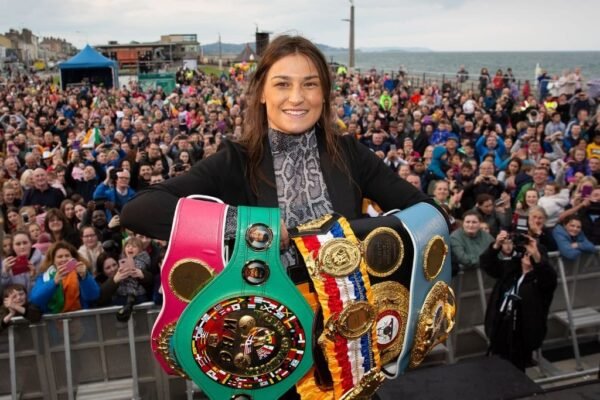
[
  {"x1": 449, "y1": 211, "x2": 494, "y2": 270},
  {"x1": 5, "y1": 207, "x2": 25, "y2": 233},
  {"x1": 552, "y1": 215, "x2": 597, "y2": 261},
  {"x1": 481, "y1": 230, "x2": 557, "y2": 370},
  {"x1": 0, "y1": 231, "x2": 44, "y2": 294},
  {"x1": 78, "y1": 225, "x2": 103, "y2": 271},
  {"x1": 60, "y1": 199, "x2": 79, "y2": 230},
  {"x1": 516, "y1": 188, "x2": 539, "y2": 215},
  {"x1": 431, "y1": 180, "x2": 462, "y2": 217},
  {"x1": 122, "y1": 35, "x2": 433, "y2": 243},
  {"x1": 497, "y1": 158, "x2": 522, "y2": 193},
  {"x1": 94, "y1": 253, "x2": 129, "y2": 306},
  {"x1": 43, "y1": 208, "x2": 81, "y2": 248},
  {"x1": 30, "y1": 241, "x2": 99, "y2": 313}
]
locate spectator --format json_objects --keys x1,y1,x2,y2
[
  {"x1": 93, "y1": 168, "x2": 136, "y2": 212},
  {"x1": 30, "y1": 241, "x2": 99, "y2": 314},
  {"x1": 516, "y1": 188, "x2": 540, "y2": 215},
  {"x1": 1, "y1": 231, "x2": 43, "y2": 294},
  {"x1": 516, "y1": 166, "x2": 549, "y2": 203},
  {"x1": 78, "y1": 226, "x2": 103, "y2": 271},
  {"x1": 462, "y1": 161, "x2": 505, "y2": 210},
  {"x1": 44, "y1": 208, "x2": 81, "y2": 248},
  {"x1": 473, "y1": 193, "x2": 511, "y2": 236},
  {"x1": 21, "y1": 168, "x2": 65, "y2": 210},
  {"x1": 1, "y1": 284, "x2": 42, "y2": 333},
  {"x1": 114, "y1": 237, "x2": 153, "y2": 322},
  {"x1": 552, "y1": 215, "x2": 597, "y2": 261},
  {"x1": 538, "y1": 183, "x2": 570, "y2": 228},
  {"x1": 575, "y1": 187, "x2": 600, "y2": 245},
  {"x1": 481, "y1": 230, "x2": 557, "y2": 370},
  {"x1": 450, "y1": 210, "x2": 494, "y2": 270}
]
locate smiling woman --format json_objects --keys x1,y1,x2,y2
[{"x1": 121, "y1": 34, "x2": 441, "y2": 400}]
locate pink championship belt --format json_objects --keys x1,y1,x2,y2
[{"x1": 151, "y1": 195, "x2": 228, "y2": 376}]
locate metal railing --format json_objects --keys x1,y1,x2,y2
[
  {"x1": 451, "y1": 247, "x2": 600, "y2": 385},
  {"x1": 2, "y1": 248, "x2": 600, "y2": 398}
]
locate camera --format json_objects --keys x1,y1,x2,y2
[
  {"x1": 173, "y1": 163, "x2": 185, "y2": 172},
  {"x1": 21, "y1": 212, "x2": 30, "y2": 224},
  {"x1": 511, "y1": 215, "x2": 530, "y2": 256}
]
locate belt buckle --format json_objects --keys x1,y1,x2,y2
[{"x1": 339, "y1": 369, "x2": 386, "y2": 400}]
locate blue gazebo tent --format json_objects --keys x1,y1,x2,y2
[{"x1": 59, "y1": 45, "x2": 118, "y2": 89}]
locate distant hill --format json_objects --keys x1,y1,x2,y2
[{"x1": 202, "y1": 42, "x2": 347, "y2": 55}]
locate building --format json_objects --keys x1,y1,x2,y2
[
  {"x1": 96, "y1": 34, "x2": 200, "y2": 71},
  {"x1": 3, "y1": 28, "x2": 39, "y2": 63},
  {"x1": 39, "y1": 37, "x2": 77, "y2": 61}
]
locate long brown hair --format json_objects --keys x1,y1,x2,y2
[
  {"x1": 40, "y1": 241, "x2": 88, "y2": 273},
  {"x1": 239, "y1": 35, "x2": 342, "y2": 193}
]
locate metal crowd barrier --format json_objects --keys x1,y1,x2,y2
[
  {"x1": 451, "y1": 247, "x2": 600, "y2": 384},
  {"x1": 2, "y1": 247, "x2": 600, "y2": 399},
  {"x1": 0, "y1": 302, "x2": 189, "y2": 400}
]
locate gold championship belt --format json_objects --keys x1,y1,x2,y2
[{"x1": 290, "y1": 202, "x2": 455, "y2": 399}]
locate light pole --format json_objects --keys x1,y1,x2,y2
[{"x1": 342, "y1": 1, "x2": 355, "y2": 69}]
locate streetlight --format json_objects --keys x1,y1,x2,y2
[{"x1": 341, "y1": 0, "x2": 355, "y2": 69}]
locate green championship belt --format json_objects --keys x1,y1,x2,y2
[{"x1": 173, "y1": 206, "x2": 314, "y2": 400}]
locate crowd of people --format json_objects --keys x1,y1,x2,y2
[{"x1": 0, "y1": 55, "x2": 598, "y2": 369}]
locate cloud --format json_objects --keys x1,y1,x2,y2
[{"x1": 1, "y1": 0, "x2": 598, "y2": 51}]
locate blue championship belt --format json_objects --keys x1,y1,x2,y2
[
  {"x1": 288, "y1": 202, "x2": 456, "y2": 398},
  {"x1": 173, "y1": 206, "x2": 314, "y2": 400}
]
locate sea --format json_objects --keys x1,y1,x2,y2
[{"x1": 322, "y1": 51, "x2": 600, "y2": 83}]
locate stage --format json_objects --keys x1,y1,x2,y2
[{"x1": 377, "y1": 356, "x2": 599, "y2": 400}]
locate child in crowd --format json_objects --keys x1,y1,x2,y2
[
  {"x1": 538, "y1": 183, "x2": 570, "y2": 228},
  {"x1": 115, "y1": 237, "x2": 152, "y2": 322},
  {"x1": 1, "y1": 284, "x2": 42, "y2": 332}
]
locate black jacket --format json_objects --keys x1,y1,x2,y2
[
  {"x1": 480, "y1": 244, "x2": 557, "y2": 368},
  {"x1": 122, "y1": 130, "x2": 433, "y2": 240}
]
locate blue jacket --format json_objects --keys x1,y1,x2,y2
[
  {"x1": 429, "y1": 129, "x2": 451, "y2": 146},
  {"x1": 552, "y1": 224, "x2": 597, "y2": 261},
  {"x1": 93, "y1": 183, "x2": 136, "y2": 212},
  {"x1": 476, "y1": 134, "x2": 506, "y2": 170},
  {"x1": 427, "y1": 146, "x2": 448, "y2": 180},
  {"x1": 30, "y1": 269, "x2": 100, "y2": 313}
]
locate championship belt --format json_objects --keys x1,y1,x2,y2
[
  {"x1": 293, "y1": 216, "x2": 385, "y2": 400},
  {"x1": 349, "y1": 203, "x2": 455, "y2": 377},
  {"x1": 151, "y1": 196, "x2": 229, "y2": 377},
  {"x1": 291, "y1": 202, "x2": 456, "y2": 400},
  {"x1": 173, "y1": 206, "x2": 314, "y2": 400},
  {"x1": 386, "y1": 202, "x2": 455, "y2": 377}
]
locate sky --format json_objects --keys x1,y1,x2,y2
[{"x1": 1, "y1": 0, "x2": 598, "y2": 52}]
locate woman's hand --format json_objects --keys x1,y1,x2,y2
[
  {"x1": 76, "y1": 261, "x2": 87, "y2": 279},
  {"x1": 54, "y1": 264, "x2": 69, "y2": 284},
  {"x1": 113, "y1": 266, "x2": 128, "y2": 284},
  {"x1": 3, "y1": 256, "x2": 16, "y2": 274}
]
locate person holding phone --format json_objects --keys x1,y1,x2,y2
[
  {"x1": 30, "y1": 241, "x2": 99, "y2": 314},
  {"x1": 1, "y1": 231, "x2": 43, "y2": 294},
  {"x1": 112, "y1": 237, "x2": 152, "y2": 322},
  {"x1": 480, "y1": 230, "x2": 557, "y2": 370}
]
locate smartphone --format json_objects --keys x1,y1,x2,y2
[
  {"x1": 582, "y1": 186, "x2": 593, "y2": 198},
  {"x1": 12, "y1": 256, "x2": 29, "y2": 275},
  {"x1": 390, "y1": 144, "x2": 397, "y2": 152},
  {"x1": 21, "y1": 212, "x2": 30, "y2": 224},
  {"x1": 494, "y1": 199, "x2": 506, "y2": 207},
  {"x1": 119, "y1": 258, "x2": 135, "y2": 271},
  {"x1": 63, "y1": 258, "x2": 79, "y2": 274},
  {"x1": 72, "y1": 140, "x2": 80, "y2": 150}
]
